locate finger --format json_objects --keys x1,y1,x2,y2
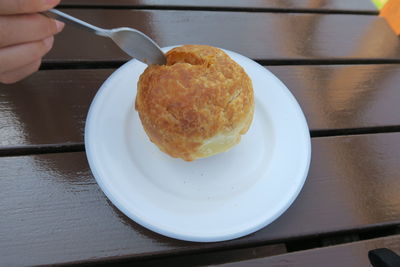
[
  {"x1": 0, "y1": 14, "x2": 64, "y2": 48},
  {"x1": 0, "y1": 59, "x2": 41, "y2": 84},
  {"x1": 0, "y1": 0, "x2": 60, "y2": 15},
  {"x1": 0, "y1": 36, "x2": 53, "y2": 73}
]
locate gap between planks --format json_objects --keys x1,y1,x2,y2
[
  {"x1": 1, "y1": 128, "x2": 400, "y2": 157},
  {"x1": 57, "y1": 5, "x2": 378, "y2": 16},
  {"x1": 40, "y1": 59, "x2": 400, "y2": 71},
  {"x1": 61, "y1": 224, "x2": 400, "y2": 266}
]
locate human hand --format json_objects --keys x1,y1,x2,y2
[{"x1": 0, "y1": 0, "x2": 64, "y2": 84}]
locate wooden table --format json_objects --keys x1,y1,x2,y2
[{"x1": 1, "y1": 1, "x2": 400, "y2": 266}]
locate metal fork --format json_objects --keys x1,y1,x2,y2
[{"x1": 42, "y1": 9, "x2": 166, "y2": 65}]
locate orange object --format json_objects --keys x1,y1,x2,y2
[{"x1": 380, "y1": 0, "x2": 400, "y2": 34}]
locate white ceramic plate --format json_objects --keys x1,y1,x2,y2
[{"x1": 85, "y1": 46, "x2": 311, "y2": 242}]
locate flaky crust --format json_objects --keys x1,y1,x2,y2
[{"x1": 135, "y1": 45, "x2": 254, "y2": 161}]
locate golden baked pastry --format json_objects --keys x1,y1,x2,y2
[{"x1": 135, "y1": 45, "x2": 254, "y2": 161}]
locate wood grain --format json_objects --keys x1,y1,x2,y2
[
  {"x1": 1, "y1": 133, "x2": 400, "y2": 265},
  {"x1": 213, "y1": 235, "x2": 400, "y2": 267},
  {"x1": 59, "y1": 0, "x2": 377, "y2": 13},
  {"x1": 2, "y1": 64, "x2": 400, "y2": 147},
  {"x1": 45, "y1": 9, "x2": 400, "y2": 63}
]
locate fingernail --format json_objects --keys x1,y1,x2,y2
[
  {"x1": 43, "y1": 36, "x2": 54, "y2": 49},
  {"x1": 55, "y1": 20, "x2": 65, "y2": 33},
  {"x1": 43, "y1": 0, "x2": 60, "y2": 7}
]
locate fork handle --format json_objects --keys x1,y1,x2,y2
[{"x1": 41, "y1": 9, "x2": 109, "y2": 37}]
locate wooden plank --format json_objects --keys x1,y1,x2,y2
[
  {"x1": 1, "y1": 133, "x2": 400, "y2": 265},
  {"x1": 45, "y1": 10, "x2": 400, "y2": 63},
  {"x1": 59, "y1": 0, "x2": 377, "y2": 13},
  {"x1": 268, "y1": 65, "x2": 400, "y2": 132},
  {"x1": 212, "y1": 235, "x2": 400, "y2": 267},
  {"x1": 0, "y1": 69, "x2": 112, "y2": 147},
  {"x1": 120, "y1": 244, "x2": 287, "y2": 267},
  {"x1": 2, "y1": 64, "x2": 400, "y2": 147}
]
